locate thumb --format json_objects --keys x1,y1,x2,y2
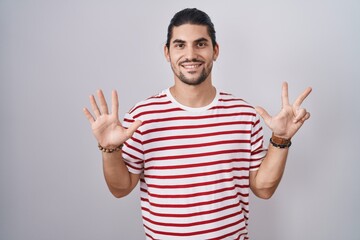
[
  {"x1": 126, "y1": 120, "x2": 142, "y2": 138},
  {"x1": 254, "y1": 106, "x2": 272, "y2": 127}
]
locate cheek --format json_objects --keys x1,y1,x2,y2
[
  {"x1": 169, "y1": 59, "x2": 180, "y2": 72},
  {"x1": 170, "y1": 50, "x2": 189, "y2": 62},
  {"x1": 206, "y1": 51, "x2": 215, "y2": 59},
  {"x1": 171, "y1": 57, "x2": 184, "y2": 67}
]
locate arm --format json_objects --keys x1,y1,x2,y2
[
  {"x1": 249, "y1": 145, "x2": 288, "y2": 199},
  {"x1": 250, "y1": 82, "x2": 312, "y2": 199},
  {"x1": 83, "y1": 89, "x2": 142, "y2": 198},
  {"x1": 102, "y1": 150, "x2": 140, "y2": 198}
]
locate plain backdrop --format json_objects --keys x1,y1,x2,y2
[{"x1": 1, "y1": 0, "x2": 359, "y2": 239}]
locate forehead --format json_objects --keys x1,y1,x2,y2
[{"x1": 170, "y1": 24, "x2": 210, "y2": 43}]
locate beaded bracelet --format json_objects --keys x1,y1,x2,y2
[{"x1": 98, "y1": 143, "x2": 123, "y2": 153}]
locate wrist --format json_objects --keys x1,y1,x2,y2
[
  {"x1": 98, "y1": 143, "x2": 124, "y2": 153},
  {"x1": 270, "y1": 133, "x2": 292, "y2": 149}
]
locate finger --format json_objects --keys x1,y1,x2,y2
[
  {"x1": 302, "y1": 112, "x2": 311, "y2": 122},
  {"x1": 294, "y1": 108, "x2": 307, "y2": 123},
  {"x1": 281, "y1": 82, "x2": 290, "y2": 108},
  {"x1": 296, "y1": 112, "x2": 311, "y2": 124},
  {"x1": 125, "y1": 120, "x2": 142, "y2": 138},
  {"x1": 97, "y1": 89, "x2": 109, "y2": 115},
  {"x1": 294, "y1": 87, "x2": 312, "y2": 108},
  {"x1": 89, "y1": 94, "x2": 101, "y2": 118},
  {"x1": 83, "y1": 107, "x2": 95, "y2": 124},
  {"x1": 111, "y1": 90, "x2": 119, "y2": 117},
  {"x1": 255, "y1": 106, "x2": 272, "y2": 127}
]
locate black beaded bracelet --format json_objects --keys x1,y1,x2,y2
[{"x1": 98, "y1": 143, "x2": 123, "y2": 153}]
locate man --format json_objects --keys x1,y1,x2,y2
[{"x1": 83, "y1": 8, "x2": 311, "y2": 240}]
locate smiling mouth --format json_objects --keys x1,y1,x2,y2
[{"x1": 181, "y1": 63, "x2": 203, "y2": 70}]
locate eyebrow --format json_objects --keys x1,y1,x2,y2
[
  {"x1": 194, "y1": 38, "x2": 209, "y2": 44},
  {"x1": 172, "y1": 39, "x2": 186, "y2": 44},
  {"x1": 172, "y1": 38, "x2": 209, "y2": 45}
]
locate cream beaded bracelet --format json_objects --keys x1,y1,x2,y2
[{"x1": 98, "y1": 143, "x2": 123, "y2": 153}]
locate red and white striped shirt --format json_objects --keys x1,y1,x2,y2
[{"x1": 122, "y1": 88, "x2": 266, "y2": 240}]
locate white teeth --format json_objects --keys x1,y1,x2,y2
[{"x1": 183, "y1": 64, "x2": 200, "y2": 69}]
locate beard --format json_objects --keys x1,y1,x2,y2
[
  {"x1": 171, "y1": 60, "x2": 213, "y2": 86},
  {"x1": 178, "y1": 68, "x2": 209, "y2": 86}
]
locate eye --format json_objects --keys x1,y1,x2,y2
[
  {"x1": 174, "y1": 43, "x2": 185, "y2": 49},
  {"x1": 197, "y1": 42, "x2": 207, "y2": 48}
]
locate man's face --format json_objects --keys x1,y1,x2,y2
[{"x1": 165, "y1": 24, "x2": 219, "y2": 86}]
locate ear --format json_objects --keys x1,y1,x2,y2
[
  {"x1": 164, "y1": 45, "x2": 170, "y2": 62},
  {"x1": 213, "y1": 43, "x2": 219, "y2": 61}
]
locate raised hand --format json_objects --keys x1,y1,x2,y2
[
  {"x1": 255, "y1": 82, "x2": 312, "y2": 139},
  {"x1": 83, "y1": 90, "x2": 142, "y2": 148}
]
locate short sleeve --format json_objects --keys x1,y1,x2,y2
[
  {"x1": 121, "y1": 112, "x2": 144, "y2": 175},
  {"x1": 249, "y1": 114, "x2": 267, "y2": 171}
]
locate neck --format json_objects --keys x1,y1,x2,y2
[{"x1": 170, "y1": 80, "x2": 216, "y2": 108}]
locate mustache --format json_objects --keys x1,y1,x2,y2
[{"x1": 179, "y1": 59, "x2": 205, "y2": 65}]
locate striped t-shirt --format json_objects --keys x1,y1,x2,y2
[{"x1": 122, "y1": 88, "x2": 266, "y2": 240}]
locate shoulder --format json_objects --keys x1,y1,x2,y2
[
  {"x1": 126, "y1": 90, "x2": 172, "y2": 119},
  {"x1": 217, "y1": 90, "x2": 256, "y2": 112}
]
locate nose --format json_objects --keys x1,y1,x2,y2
[{"x1": 184, "y1": 46, "x2": 197, "y2": 60}]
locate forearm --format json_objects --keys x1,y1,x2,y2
[
  {"x1": 251, "y1": 144, "x2": 289, "y2": 199},
  {"x1": 251, "y1": 82, "x2": 311, "y2": 198},
  {"x1": 102, "y1": 151, "x2": 134, "y2": 198}
]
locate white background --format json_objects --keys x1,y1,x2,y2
[{"x1": 1, "y1": 0, "x2": 359, "y2": 239}]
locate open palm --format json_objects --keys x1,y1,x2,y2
[{"x1": 83, "y1": 90, "x2": 142, "y2": 148}]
